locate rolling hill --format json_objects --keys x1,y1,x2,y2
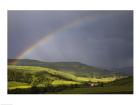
[
  {"x1": 8, "y1": 65, "x2": 116, "y2": 84},
  {"x1": 8, "y1": 59, "x2": 117, "y2": 77},
  {"x1": 8, "y1": 59, "x2": 133, "y2": 94},
  {"x1": 8, "y1": 65, "x2": 117, "y2": 93},
  {"x1": 109, "y1": 67, "x2": 133, "y2": 76}
]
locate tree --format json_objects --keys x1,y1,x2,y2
[
  {"x1": 31, "y1": 76, "x2": 39, "y2": 87},
  {"x1": 31, "y1": 75, "x2": 53, "y2": 88}
]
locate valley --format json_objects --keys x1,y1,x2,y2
[{"x1": 8, "y1": 59, "x2": 133, "y2": 94}]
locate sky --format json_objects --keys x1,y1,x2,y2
[{"x1": 8, "y1": 11, "x2": 133, "y2": 68}]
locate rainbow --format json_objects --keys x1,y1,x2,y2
[{"x1": 11, "y1": 15, "x2": 98, "y2": 65}]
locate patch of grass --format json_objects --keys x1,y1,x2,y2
[
  {"x1": 55, "y1": 86, "x2": 133, "y2": 94},
  {"x1": 8, "y1": 81, "x2": 31, "y2": 90},
  {"x1": 77, "y1": 77, "x2": 116, "y2": 83},
  {"x1": 54, "y1": 77, "x2": 133, "y2": 94},
  {"x1": 52, "y1": 80, "x2": 81, "y2": 86},
  {"x1": 105, "y1": 76, "x2": 133, "y2": 86}
]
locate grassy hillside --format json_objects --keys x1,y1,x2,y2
[
  {"x1": 54, "y1": 77, "x2": 133, "y2": 94},
  {"x1": 8, "y1": 65, "x2": 118, "y2": 94},
  {"x1": 8, "y1": 65, "x2": 116, "y2": 83},
  {"x1": 104, "y1": 76, "x2": 133, "y2": 86},
  {"x1": 8, "y1": 60, "x2": 133, "y2": 94},
  {"x1": 8, "y1": 59, "x2": 116, "y2": 77},
  {"x1": 8, "y1": 81, "x2": 31, "y2": 90}
]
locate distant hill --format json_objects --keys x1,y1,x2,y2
[
  {"x1": 108, "y1": 67, "x2": 133, "y2": 76},
  {"x1": 8, "y1": 59, "x2": 116, "y2": 77}
]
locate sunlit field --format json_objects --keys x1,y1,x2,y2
[{"x1": 8, "y1": 63, "x2": 133, "y2": 94}]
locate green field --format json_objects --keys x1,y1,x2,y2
[
  {"x1": 8, "y1": 65, "x2": 117, "y2": 83},
  {"x1": 54, "y1": 77, "x2": 133, "y2": 94},
  {"x1": 8, "y1": 62, "x2": 133, "y2": 94},
  {"x1": 54, "y1": 86, "x2": 133, "y2": 94},
  {"x1": 8, "y1": 81, "x2": 31, "y2": 90}
]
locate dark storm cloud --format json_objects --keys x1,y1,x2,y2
[
  {"x1": 8, "y1": 11, "x2": 133, "y2": 68},
  {"x1": 8, "y1": 11, "x2": 95, "y2": 57}
]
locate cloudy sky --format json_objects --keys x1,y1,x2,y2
[{"x1": 8, "y1": 11, "x2": 133, "y2": 68}]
